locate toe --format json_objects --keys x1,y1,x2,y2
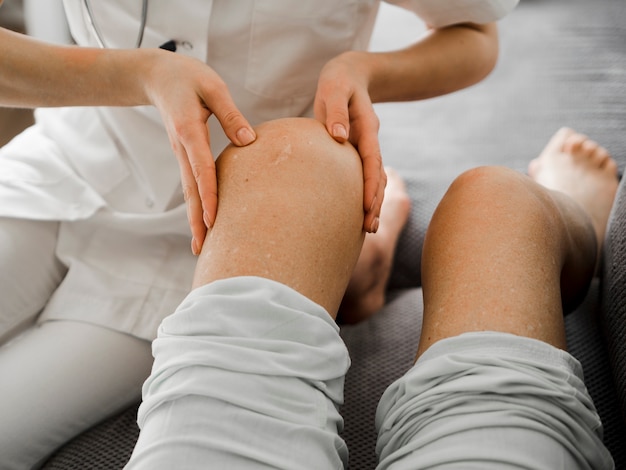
[
  {"x1": 582, "y1": 139, "x2": 603, "y2": 164},
  {"x1": 528, "y1": 158, "x2": 541, "y2": 177},
  {"x1": 545, "y1": 127, "x2": 574, "y2": 153},
  {"x1": 563, "y1": 132, "x2": 588, "y2": 156},
  {"x1": 603, "y1": 157, "x2": 619, "y2": 177},
  {"x1": 594, "y1": 145, "x2": 612, "y2": 167}
]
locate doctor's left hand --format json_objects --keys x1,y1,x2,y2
[
  {"x1": 143, "y1": 50, "x2": 257, "y2": 255},
  {"x1": 314, "y1": 52, "x2": 386, "y2": 234}
]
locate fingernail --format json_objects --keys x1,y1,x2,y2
[
  {"x1": 236, "y1": 127, "x2": 256, "y2": 146},
  {"x1": 203, "y1": 212, "x2": 213, "y2": 229},
  {"x1": 332, "y1": 124, "x2": 348, "y2": 140},
  {"x1": 191, "y1": 238, "x2": 200, "y2": 256},
  {"x1": 370, "y1": 217, "x2": 380, "y2": 233}
]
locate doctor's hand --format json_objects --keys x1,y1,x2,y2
[
  {"x1": 314, "y1": 52, "x2": 386, "y2": 234},
  {"x1": 143, "y1": 50, "x2": 256, "y2": 255}
]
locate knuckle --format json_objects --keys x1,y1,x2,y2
[
  {"x1": 220, "y1": 109, "x2": 243, "y2": 128},
  {"x1": 170, "y1": 120, "x2": 197, "y2": 146},
  {"x1": 176, "y1": 122, "x2": 199, "y2": 143},
  {"x1": 181, "y1": 182, "x2": 194, "y2": 202},
  {"x1": 189, "y1": 162, "x2": 204, "y2": 180}
]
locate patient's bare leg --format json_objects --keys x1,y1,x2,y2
[
  {"x1": 128, "y1": 117, "x2": 366, "y2": 470},
  {"x1": 193, "y1": 117, "x2": 365, "y2": 318},
  {"x1": 339, "y1": 168, "x2": 411, "y2": 324},
  {"x1": 529, "y1": 127, "x2": 617, "y2": 263},
  {"x1": 417, "y1": 128, "x2": 618, "y2": 357}
]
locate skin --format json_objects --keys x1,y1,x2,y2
[
  {"x1": 315, "y1": 22, "x2": 499, "y2": 234},
  {"x1": 126, "y1": 120, "x2": 619, "y2": 469},
  {"x1": 0, "y1": 26, "x2": 255, "y2": 255},
  {"x1": 190, "y1": 119, "x2": 620, "y2": 355},
  {"x1": 339, "y1": 168, "x2": 411, "y2": 323},
  {"x1": 417, "y1": 129, "x2": 619, "y2": 358},
  {"x1": 192, "y1": 117, "x2": 366, "y2": 317},
  {"x1": 0, "y1": 13, "x2": 499, "y2": 253}
]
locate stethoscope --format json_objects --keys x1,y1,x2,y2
[{"x1": 82, "y1": 0, "x2": 187, "y2": 52}]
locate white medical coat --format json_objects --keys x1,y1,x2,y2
[{"x1": 0, "y1": 0, "x2": 517, "y2": 339}]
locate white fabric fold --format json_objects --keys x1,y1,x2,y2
[
  {"x1": 127, "y1": 276, "x2": 350, "y2": 470},
  {"x1": 376, "y1": 332, "x2": 614, "y2": 469}
]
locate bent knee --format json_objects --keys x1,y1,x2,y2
[
  {"x1": 446, "y1": 166, "x2": 561, "y2": 228},
  {"x1": 199, "y1": 118, "x2": 366, "y2": 312},
  {"x1": 450, "y1": 166, "x2": 537, "y2": 206},
  {"x1": 450, "y1": 166, "x2": 522, "y2": 198},
  {"x1": 212, "y1": 117, "x2": 365, "y2": 244},
  {"x1": 216, "y1": 117, "x2": 363, "y2": 203}
]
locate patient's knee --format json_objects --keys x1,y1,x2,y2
[
  {"x1": 216, "y1": 117, "x2": 362, "y2": 198},
  {"x1": 215, "y1": 117, "x2": 364, "y2": 226},
  {"x1": 450, "y1": 166, "x2": 520, "y2": 198},
  {"x1": 448, "y1": 166, "x2": 535, "y2": 207},
  {"x1": 447, "y1": 166, "x2": 559, "y2": 228},
  {"x1": 196, "y1": 118, "x2": 366, "y2": 313}
]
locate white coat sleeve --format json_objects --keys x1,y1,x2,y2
[{"x1": 386, "y1": 0, "x2": 519, "y2": 27}]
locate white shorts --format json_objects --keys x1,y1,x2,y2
[
  {"x1": 127, "y1": 276, "x2": 350, "y2": 469},
  {"x1": 376, "y1": 332, "x2": 615, "y2": 469},
  {"x1": 126, "y1": 277, "x2": 613, "y2": 469}
]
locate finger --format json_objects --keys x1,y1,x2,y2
[
  {"x1": 181, "y1": 124, "x2": 218, "y2": 231},
  {"x1": 171, "y1": 120, "x2": 216, "y2": 253},
  {"x1": 357, "y1": 130, "x2": 385, "y2": 233},
  {"x1": 176, "y1": 143, "x2": 209, "y2": 255},
  {"x1": 348, "y1": 97, "x2": 383, "y2": 232},
  {"x1": 179, "y1": 116, "x2": 217, "y2": 223},
  {"x1": 204, "y1": 82, "x2": 256, "y2": 147},
  {"x1": 321, "y1": 88, "x2": 351, "y2": 143}
]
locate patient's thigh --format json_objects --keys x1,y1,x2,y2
[{"x1": 0, "y1": 217, "x2": 66, "y2": 342}]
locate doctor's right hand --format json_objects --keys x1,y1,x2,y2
[
  {"x1": 142, "y1": 49, "x2": 257, "y2": 255},
  {"x1": 0, "y1": 28, "x2": 255, "y2": 255}
]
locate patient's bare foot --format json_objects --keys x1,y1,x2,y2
[
  {"x1": 528, "y1": 127, "x2": 619, "y2": 248},
  {"x1": 338, "y1": 168, "x2": 411, "y2": 324}
]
